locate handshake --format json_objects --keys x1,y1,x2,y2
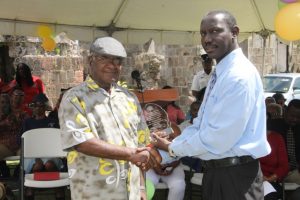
[
  {"x1": 128, "y1": 146, "x2": 162, "y2": 171},
  {"x1": 129, "y1": 123, "x2": 181, "y2": 171}
]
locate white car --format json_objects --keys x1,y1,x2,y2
[{"x1": 263, "y1": 73, "x2": 300, "y2": 105}]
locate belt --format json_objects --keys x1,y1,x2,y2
[{"x1": 201, "y1": 156, "x2": 255, "y2": 169}]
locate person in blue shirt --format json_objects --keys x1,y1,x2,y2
[{"x1": 152, "y1": 10, "x2": 270, "y2": 200}]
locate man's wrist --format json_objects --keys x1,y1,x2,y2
[{"x1": 140, "y1": 185, "x2": 145, "y2": 190}]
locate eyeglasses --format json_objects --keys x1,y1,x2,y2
[{"x1": 94, "y1": 55, "x2": 123, "y2": 66}]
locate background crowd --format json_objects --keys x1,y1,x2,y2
[{"x1": 0, "y1": 45, "x2": 300, "y2": 200}]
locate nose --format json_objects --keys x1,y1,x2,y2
[{"x1": 202, "y1": 33, "x2": 212, "y2": 45}]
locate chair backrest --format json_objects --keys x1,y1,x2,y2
[{"x1": 21, "y1": 128, "x2": 66, "y2": 158}]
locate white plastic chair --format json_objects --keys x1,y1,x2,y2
[
  {"x1": 190, "y1": 173, "x2": 203, "y2": 186},
  {"x1": 20, "y1": 128, "x2": 69, "y2": 200}
]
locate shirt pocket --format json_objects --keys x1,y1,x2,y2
[{"x1": 206, "y1": 93, "x2": 218, "y2": 107}]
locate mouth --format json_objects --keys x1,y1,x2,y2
[{"x1": 204, "y1": 45, "x2": 217, "y2": 54}]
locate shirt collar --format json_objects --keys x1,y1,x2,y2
[
  {"x1": 215, "y1": 48, "x2": 243, "y2": 78},
  {"x1": 85, "y1": 75, "x2": 122, "y2": 92}
]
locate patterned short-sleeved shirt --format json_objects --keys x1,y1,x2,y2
[{"x1": 59, "y1": 76, "x2": 150, "y2": 200}]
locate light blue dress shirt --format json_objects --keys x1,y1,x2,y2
[{"x1": 170, "y1": 48, "x2": 271, "y2": 160}]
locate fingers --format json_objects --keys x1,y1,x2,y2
[
  {"x1": 140, "y1": 150, "x2": 159, "y2": 171},
  {"x1": 136, "y1": 146, "x2": 151, "y2": 152},
  {"x1": 130, "y1": 147, "x2": 162, "y2": 171},
  {"x1": 148, "y1": 152, "x2": 159, "y2": 168},
  {"x1": 129, "y1": 150, "x2": 150, "y2": 170},
  {"x1": 150, "y1": 134, "x2": 171, "y2": 151}
]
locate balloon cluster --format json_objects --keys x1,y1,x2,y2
[
  {"x1": 37, "y1": 25, "x2": 56, "y2": 51},
  {"x1": 275, "y1": 0, "x2": 300, "y2": 41}
]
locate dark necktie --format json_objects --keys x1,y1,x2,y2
[{"x1": 205, "y1": 70, "x2": 217, "y2": 102}]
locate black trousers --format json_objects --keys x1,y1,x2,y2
[{"x1": 202, "y1": 159, "x2": 263, "y2": 200}]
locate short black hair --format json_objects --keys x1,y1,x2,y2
[
  {"x1": 206, "y1": 10, "x2": 237, "y2": 29},
  {"x1": 201, "y1": 54, "x2": 212, "y2": 63},
  {"x1": 16, "y1": 63, "x2": 34, "y2": 87},
  {"x1": 272, "y1": 93, "x2": 286, "y2": 102},
  {"x1": 32, "y1": 93, "x2": 49, "y2": 104}
]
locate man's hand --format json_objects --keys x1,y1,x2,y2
[
  {"x1": 129, "y1": 147, "x2": 160, "y2": 171},
  {"x1": 140, "y1": 189, "x2": 147, "y2": 200},
  {"x1": 151, "y1": 132, "x2": 171, "y2": 151}
]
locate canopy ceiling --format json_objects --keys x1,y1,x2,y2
[{"x1": 0, "y1": 0, "x2": 279, "y2": 44}]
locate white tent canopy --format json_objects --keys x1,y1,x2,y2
[{"x1": 0, "y1": 0, "x2": 279, "y2": 44}]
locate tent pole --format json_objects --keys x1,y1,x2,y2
[{"x1": 259, "y1": 30, "x2": 270, "y2": 76}]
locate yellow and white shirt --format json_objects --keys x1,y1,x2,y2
[{"x1": 59, "y1": 76, "x2": 150, "y2": 200}]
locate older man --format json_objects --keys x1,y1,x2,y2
[{"x1": 59, "y1": 37, "x2": 157, "y2": 200}]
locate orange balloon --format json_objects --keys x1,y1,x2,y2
[
  {"x1": 42, "y1": 37, "x2": 56, "y2": 51},
  {"x1": 37, "y1": 25, "x2": 52, "y2": 38},
  {"x1": 275, "y1": 3, "x2": 300, "y2": 41}
]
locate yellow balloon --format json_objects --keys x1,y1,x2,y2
[
  {"x1": 37, "y1": 25, "x2": 52, "y2": 38},
  {"x1": 275, "y1": 3, "x2": 300, "y2": 41},
  {"x1": 42, "y1": 37, "x2": 56, "y2": 51}
]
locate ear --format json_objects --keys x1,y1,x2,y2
[{"x1": 231, "y1": 25, "x2": 239, "y2": 38}]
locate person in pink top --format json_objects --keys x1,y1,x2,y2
[
  {"x1": 11, "y1": 63, "x2": 45, "y2": 115},
  {"x1": 161, "y1": 86, "x2": 186, "y2": 125}
]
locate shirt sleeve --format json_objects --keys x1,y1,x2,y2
[
  {"x1": 58, "y1": 91, "x2": 96, "y2": 151},
  {"x1": 170, "y1": 81, "x2": 254, "y2": 157},
  {"x1": 191, "y1": 74, "x2": 200, "y2": 91}
]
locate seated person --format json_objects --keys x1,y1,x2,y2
[
  {"x1": 272, "y1": 93, "x2": 287, "y2": 115},
  {"x1": 195, "y1": 87, "x2": 206, "y2": 104},
  {"x1": 0, "y1": 89, "x2": 29, "y2": 177},
  {"x1": 48, "y1": 87, "x2": 71, "y2": 125},
  {"x1": 0, "y1": 93, "x2": 13, "y2": 177},
  {"x1": 146, "y1": 123, "x2": 186, "y2": 200},
  {"x1": 185, "y1": 87, "x2": 205, "y2": 121},
  {"x1": 161, "y1": 86, "x2": 185, "y2": 125},
  {"x1": 180, "y1": 101, "x2": 201, "y2": 131},
  {"x1": 21, "y1": 93, "x2": 64, "y2": 200},
  {"x1": 259, "y1": 118, "x2": 289, "y2": 200},
  {"x1": 265, "y1": 96, "x2": 276, "y2": 106},
  {"x1": 266, "y1": 103, "x2": 283, "y2": 119}
]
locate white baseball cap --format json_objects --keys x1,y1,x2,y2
[{"x1": 90, "y1": 37, "x2": 127, "y2": 58}]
